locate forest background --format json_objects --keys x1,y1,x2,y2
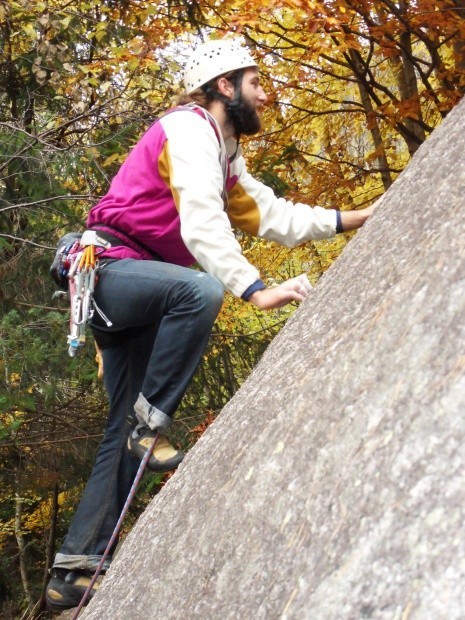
[{"x1": 1, "y1": 1, "x2": 464, "y2": 618}]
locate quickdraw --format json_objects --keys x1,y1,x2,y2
[
  {"x1": 54, "y1": 231, "x2": 113, "y2": 357},
  {"x1": 67, "y1": 244, "x2": 97, "y2": 356}
]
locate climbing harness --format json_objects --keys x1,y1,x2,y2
[
  {"x1": 53, "y1": 230, "x2": 113, "y2": 356},
  {"x1": 71, "y1": 433, "x2": 159, "y2": 619}
]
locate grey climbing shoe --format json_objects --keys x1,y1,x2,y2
[{"x1": 127, "y1": 426, "x2": 184, "y2": 472}]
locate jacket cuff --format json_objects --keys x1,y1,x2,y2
[{"x1": 241, "y1": 279, "x2": 266, "y2": 301}]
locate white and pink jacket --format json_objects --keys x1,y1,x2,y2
[{"x1": 87, "y1": 105, "x2": 338, "y2": 298}]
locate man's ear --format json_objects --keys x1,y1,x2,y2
[{"x1": 216, "y1": 76, "x2": 234, "y2": 99}]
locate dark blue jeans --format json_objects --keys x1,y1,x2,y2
[{"x1": 53, "y1": 259, "x2": 224, "y2": 570}]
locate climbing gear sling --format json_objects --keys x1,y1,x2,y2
[
  {"x1": 51, "y1": 230, "x2": 113, "y2": 357},
  {"x1": 66, "y1": 231, "x2": 114, "y2": 356}
]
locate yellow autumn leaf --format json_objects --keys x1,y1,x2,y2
[
  {"x1": 10, "y1": 372, "x2": 21, "y2": 386},
  {"x1": 21, "y1": 23, "x2": 37, "y2": 39},
  {"x1": 103, "y1": 153, "x2": 125, "y2": 167}
]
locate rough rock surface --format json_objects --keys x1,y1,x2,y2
[{"x1": 82, "y1": 96, "x2": 465, "y2": 620}]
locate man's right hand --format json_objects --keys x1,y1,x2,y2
[{"x1": 249, "y1": 274, "x2": 312, "y2": 309}]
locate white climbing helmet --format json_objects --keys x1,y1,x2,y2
[{"x1": 183, "y1": 39, "x2": 258, "y2": 94}]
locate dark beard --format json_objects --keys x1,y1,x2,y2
[{"x1": 227, "y1": 95, "x2": 262, "y2": 136}]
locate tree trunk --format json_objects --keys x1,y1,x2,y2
[
  {"x1": 348, "y1": 48, "x2": 393, "y2": 191},
  {"x1": 14, "y1": 489, "x2": 34, "y2": 614},
  {"x1": 37, "y1": 482, "x2": 59, "y2": 617},
  {"x1": 452, "y1": 0, "x2": 465, "y2": 92},
  {"x1": 393, "y1": 30, "x2": 427, "y2": 150}
]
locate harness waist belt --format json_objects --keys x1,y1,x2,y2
[{"x1": 88, "y1": 225, "x2": 163, "y2": 261}]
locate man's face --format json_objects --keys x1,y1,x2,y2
[
  {"x1": 241, "y1": 68, "x2": 268, "y2": 110},
  {"x1": 226, "y1": 67, "x2": 268, "y2": 136},
  {"x1": 237, "y1": 68, "x2": 268, "y2": 135}
]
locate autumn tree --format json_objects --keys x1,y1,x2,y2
[{"x1": 1, "y1": 0, "x2": 464, "y2": 616}]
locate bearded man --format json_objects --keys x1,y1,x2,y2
[{"x1": 46, "y1": 39, "x2": 374, "y2": 611}]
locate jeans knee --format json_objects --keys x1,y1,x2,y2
[{"x1": 195, "y1": 273, "x2": 224, "y2": 314}]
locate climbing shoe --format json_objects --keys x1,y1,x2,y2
[
  {"x1": 127, "y1": 426, "x2": 184, "y2": 472},
  {"x1": 45, "y1": 568, "x2": 102, "y2": 611}
]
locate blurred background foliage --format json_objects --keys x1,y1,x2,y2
[{"x1": 1, "y1": 0, "x2": 464, "y2": 616}]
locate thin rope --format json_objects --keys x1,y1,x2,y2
[{"x1": 71, "y1": 433, "x2": 159, "y2": 619}]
